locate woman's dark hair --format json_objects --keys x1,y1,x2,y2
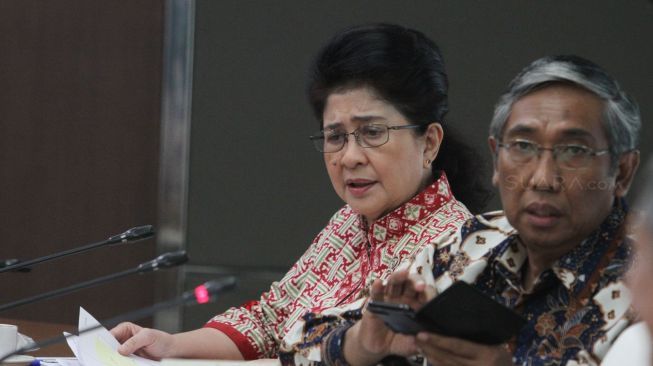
[{"x1": 307, "y1": 23, "x2": 491, "y2": 213}]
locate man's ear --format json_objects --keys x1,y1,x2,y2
[
  {"x1": 614, "y1": 150, "x2": 640, "y2": 197},
  {"x1": 488, "y1": 136, "x2": 500, "y2": 187},
  {"x1": 424, "y1": 122, "x2": 444, "y2": 162}
]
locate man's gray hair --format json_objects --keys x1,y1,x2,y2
[{"x1": 489, "y1": 55, "x2": 640, "y2": 166}]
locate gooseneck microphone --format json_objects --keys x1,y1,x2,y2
[
  {"x1": 0, "y1": 277, "x2": 237, "y2": 363},
  {"x1": 0, "y1": 259, "x2": 30, "y2": 273},
  {"x1": 0, "y1": 250, "x2": 188, "y2": 313},
  {"x1": 0, "y1": 225, "x2": 155, "y2": 274}
]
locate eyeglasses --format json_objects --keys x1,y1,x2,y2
[
  {"x1": 497, "y1": 139, "x2": 610, "y2": 170},
  {"x1": 309, "y1": 124, "x2": 422, "y2": 153}
]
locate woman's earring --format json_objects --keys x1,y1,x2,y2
[{"x1": 425, "y1": 159, "x2": 431, "y2": 168}]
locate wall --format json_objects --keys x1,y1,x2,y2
[{"x1": 0, "y1": 0, "x2": 163, "y2": 325}]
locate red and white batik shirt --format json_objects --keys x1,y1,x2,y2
[{"x1": 205, "y1": 173, "x2": 471, "y2": 359}]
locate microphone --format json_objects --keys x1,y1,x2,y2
[
  {"x1": 0, "y1": 277, "x2": 237, "y2": 363},
  {"x1": 0, "y1": 225, "x2": 155, "y2": 274},
  {"x1": 107, "y1": 225, "x2": 156, "y2": 243},
  {"x1": 0, "y1": 259, "x2": 30, "y2": 273},
  {"x1": 137, "y1": 250, "x2": 189, "y2": 272},
  {"x1": 0, "y1": 250, "x2": 188, "y2": 313}
]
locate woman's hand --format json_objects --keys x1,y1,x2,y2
[
  {"x1": 111, "y1": 323, "x2": 243, "y2": 360},
  {"x1": 344, "y1": 270, "x2": 429, "y2": 365},
  {"x1": 110, "y1": 322, "x2": 176, "y2": 360},
  {"x1": 416, "y1": 332, "x2": 513, "y2": 366}
]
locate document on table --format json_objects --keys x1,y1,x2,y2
[
  {"x1": 48, "y1": 307, "x2": 281, "y2": 366},
  {"x1": 62, "y1": 307, "x2": 160, "y2": 366}
]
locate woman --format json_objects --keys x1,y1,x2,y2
[{"x1": 111, "y1": 23, "x2": 490, "y2": 361}]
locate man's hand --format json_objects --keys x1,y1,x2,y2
[
  {"x1": 344, "y1": 270, "x2": 429, "y2": 365},
  {"x1": 416, "y1": 332, "x2": 513, "y2": 366}
]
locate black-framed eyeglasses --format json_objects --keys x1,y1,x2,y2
[
  {"x1": 309, "y1": 124, "x2": 422, "y2": 153},
  {"x1": 497, "y1": 139, "x2": 610, "y2": 170}
]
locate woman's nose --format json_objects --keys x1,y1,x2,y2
[{"x1": 339, "y1": 134, "x2": 368, "y2": 168}]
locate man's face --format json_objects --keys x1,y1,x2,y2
[{"x1": 489, "y1": 84, "x2": 636, "y2": 259}]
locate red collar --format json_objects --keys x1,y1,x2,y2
[{"x1": 363, "y1": 172, "x2": 454, "y2": 248}]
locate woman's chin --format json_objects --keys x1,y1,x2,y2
[{"x1": 349, "y1": 204, "x2": 382, "y2": 223}]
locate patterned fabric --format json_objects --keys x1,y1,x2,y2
[
  {"x1": 279, "y1": 235, "x2": 450, "y2": 365},
  {"x1": 204, "y1": 173, "x2": 472, "y2": 359},
  {"x1": 282, "y1": 199, "x2": 633, "y2": 366},
  {"x1": 431, "y1": 199, "x2": 633, "y2": 365}
]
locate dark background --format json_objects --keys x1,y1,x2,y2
[{"x1": 0, "y1": 0, "x2": 162, "y2": 325}]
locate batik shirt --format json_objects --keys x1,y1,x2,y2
[
  {"x1": 435, "y1": 200, "x2": 633, "y2": 365},
  {"x1": 204, "y1": 173, "x2": 471, "y2": 359},
  {"x1": 287, "y1": 199, "x2": 633, "y2": 366}
]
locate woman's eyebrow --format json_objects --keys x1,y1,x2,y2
[
  {"x1": 351, "y1": 115, "x2": 386, "y2": 123},
  {"x1": 323, "y1": 122, "x2": 343, "y2": 130},
  {"x1": 323, "y1": 115, "x2": 387, "y2": 130}
]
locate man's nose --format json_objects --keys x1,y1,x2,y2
[{"x1": 529, "y1": 149, "x2": 562, "y2": 192}]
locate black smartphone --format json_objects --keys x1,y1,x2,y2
[
  {"x1": 366, "y1": 301, "x2": 427, "y2": 335},
  {"x1": 367, "y1": 281, "x2": 526, "y2": 345}
]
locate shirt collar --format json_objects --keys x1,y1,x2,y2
[
  {"x1": 550, "y1": 198, "x2": 628, "y2": 293},
  {"x1": 493, "y1": 198, "x2": 628, "y2": 293},
  {"x1": 362, "y1": 172, "x2": 454, "y2": 247}
]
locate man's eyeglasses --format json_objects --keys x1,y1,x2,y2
[
  {"x1": 309, "y1": 124, "x2": 422, "y2": 153},
  {"x1": 497, "y1": 139, "x2": 609, "y2": 170}
]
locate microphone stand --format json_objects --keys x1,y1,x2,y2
[
  {"x1": 0, "y1": 225, "x2": 155, "y2": 274},
  {"x1": 0, "y1": 250, "x2": 188, "y2": 313},
  {"x1": 0, "y1": 277, "x2": 237, "y2": 363}
]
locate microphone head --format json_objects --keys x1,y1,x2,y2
[
  {"x1": 1, "y1": 259, "x2": 20, "y2": 268},
  {"x1": 154, "y1": 250, "x2": 189, "y2": 269},
  {"x1": 137, "y1": 250, "x2": 188, "y2": 273},
  {"x1": 108, "y1": 225, "x2": 155, "y2": 244},
  {"x1": 125, "y1": 225, "x2": 155, "y2": 240},
  {"x1": 194, "y1": 277, "x2": 237, "y2": 304},
  {"x1": 0, "y1": 259, "x2": 31, "y2": 273}
]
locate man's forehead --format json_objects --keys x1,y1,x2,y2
[
  {"x1": 504, "y1": 122, "x2": 597, "y2": 140},
  {"x1": 502, "y1": 85, "x2": 606, "y2": 142}
]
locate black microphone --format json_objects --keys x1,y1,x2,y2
[
  {"x1": 0, "y1": 277, "x2": 237, "y2": 363},
  {"x1": 0, "y1": 259, "x2": 30, "y2": 273},
  {"x1": 0, "y1": 250, "x2": 188, "y2": 313},
  {"x1": 0, "y1": 225, "x2": 155, "y2": 274},
  {"x1": 107, "y1": 225, "x2": 156, "y2": 243}
]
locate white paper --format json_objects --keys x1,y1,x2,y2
[{"x1": 65, "y1": 307, "x2": 160, "y2": 366}]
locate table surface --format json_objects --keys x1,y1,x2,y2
[
  {"x1": 0, "y1": 317, "x2": 74, "y2": 357},
  {"x1": 162, "y1": 359, "x2": 281, "y2": 366}
]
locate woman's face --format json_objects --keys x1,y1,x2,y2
[
  {"x1": 322, "y1": 87, "x2": 442, "y2": 223},
  {"x1": 628, "y1": 222, "x2": 653, "y2": 333}
]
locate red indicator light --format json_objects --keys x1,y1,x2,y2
[{"x1": 195, "y1": 285, "x2": 210, "y2": 304}]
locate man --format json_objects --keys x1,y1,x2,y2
[{"x1": 281, "y1": 55, "x2": 642, "y2": 366}]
